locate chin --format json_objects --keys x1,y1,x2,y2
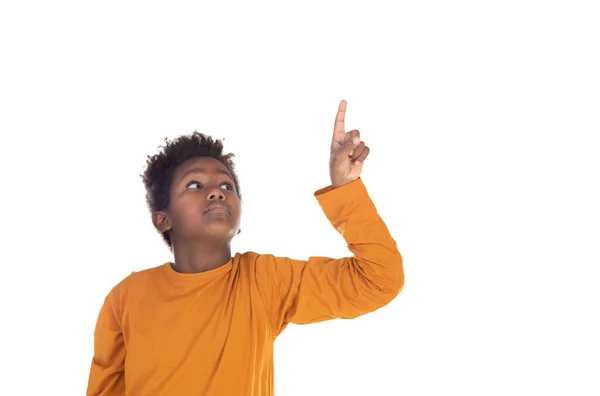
[{"x1": 203, "y1": 225, "x2": 238, "y2": 240}]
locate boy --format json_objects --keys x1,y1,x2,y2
[{"x1": 86, "y1": 100, "x2": 404, "y2": 395}]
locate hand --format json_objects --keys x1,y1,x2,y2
[{"x1": 329, "y1": 100, "x2": 370, "y2": 188}]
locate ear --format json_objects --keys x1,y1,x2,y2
[{"x1": 152, "y1": 211, "x2": 172, "y2": 233}]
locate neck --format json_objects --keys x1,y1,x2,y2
[{"x1": 170, "y1": 238, "x2": 232, "y2": 274}]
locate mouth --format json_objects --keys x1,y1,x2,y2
[{"x1": 205, "y1": 203, "x2": 230, "y2": 214}]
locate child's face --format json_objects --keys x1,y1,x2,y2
[{"x1": 164, "y1": 156, "x2": 241, "y2": 244}]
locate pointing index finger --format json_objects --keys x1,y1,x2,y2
[{"x1": 333, "y1": 99, "x2": 347, "y2": 138}]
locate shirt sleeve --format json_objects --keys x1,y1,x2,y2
[
  {"x1": 254, "y1": 177, "x2": 404, "y2": 334},
  {"x1": 86, "y1": 280, "x2": 127, "y2": 396}
]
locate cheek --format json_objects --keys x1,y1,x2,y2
[
  {"x1": 228, "y1": 198, "x2": 242, "y2": 220},
  {"x1": 230, "y1": 195, "x2": 242, "y2": 212},
  {"x1": 170, "y1": 197, "x2": 200, "y2": 220}
]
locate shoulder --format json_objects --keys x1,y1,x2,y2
[
  {"x1": 236, "y1": 251, "x2": 293, "y2": 284},
  {"x1": 105, "y1": 263, "x2": 166, "y2": 301},
  {"x1": 237, "y1": 251, "x2": 286, "y2": 268},
  {"x1": 126, "y1": 263, "x2": 165, "y2": 283}
]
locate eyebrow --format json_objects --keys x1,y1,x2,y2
[{"x1": 180, "y1": 167, "x2": 233, "y2": 181}]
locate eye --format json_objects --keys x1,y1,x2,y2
[
  {"x1": 221, "y1": 182, "x2": 234, "y2": 191},
  {"x1": 186, "y1": 181, "x2": 202, "y2": 189}
]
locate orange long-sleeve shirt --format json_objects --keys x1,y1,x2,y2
[{"x1": 86, "y1": 177, "x2": 404, "y2": 396}]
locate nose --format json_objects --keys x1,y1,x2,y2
[{"x1": 206, "y1": 186, "x2": 225, "y2": 201}]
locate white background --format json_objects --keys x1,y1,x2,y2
[{"x1": 1, "y1": 1, "x2": 599, "y2": 395}]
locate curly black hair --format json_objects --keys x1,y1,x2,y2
[{"x1": 141, "y1": 131, "x2": 241, "y2": 248}]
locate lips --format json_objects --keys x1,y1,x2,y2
[{"x1": 205, "y1": 202, "x2": 230, "y2": 214}]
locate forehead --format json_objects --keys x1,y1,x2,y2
[{"x1": 173, "y1": 157, "x2": 233, "y2": 181}]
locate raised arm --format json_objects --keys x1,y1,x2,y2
[{"x1": 254, "y1": 100, "x2": 404, "y2": 332}]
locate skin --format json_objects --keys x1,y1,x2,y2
[
  {"x1": 153, "y1": 99, "x2": 370, "y2": 274},
  {"x1": 152, "y1": 157, "x2": 242, "y2": 273},
  {"x1": 329, "y1": 99, "x2": 370, "y2": 188}
]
